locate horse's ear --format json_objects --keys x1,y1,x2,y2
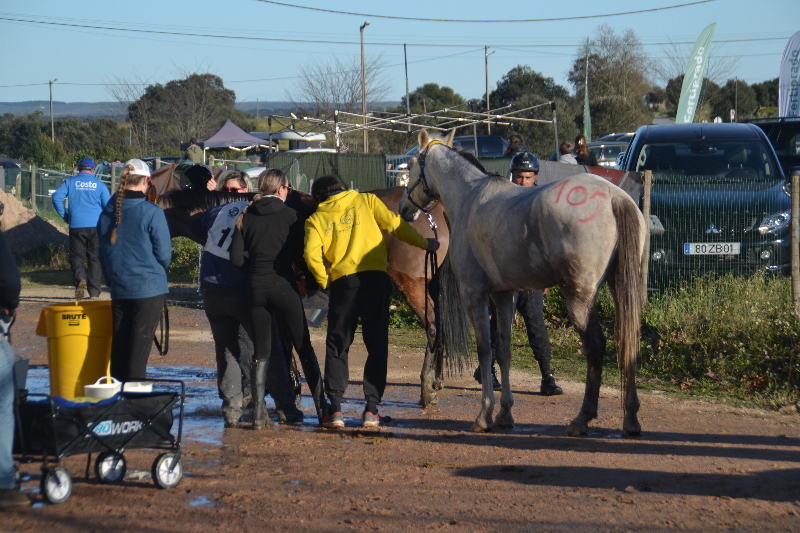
[
  {"x1": 443, "y1": 129, "x2": 455, "y2": 147},
  {"x1": 418, "y1": 129, "x2": 429, "y2": 150}
]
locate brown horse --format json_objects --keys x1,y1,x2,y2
[{"x1": 148, "y1": 164, "x2": 454, "y2": 406}]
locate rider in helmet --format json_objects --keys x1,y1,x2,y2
[
  {"x1": 183, "y1": 164, "x2": 217, "y2": 191},
  {"x1": 474, "y1": 151, "x2": 563, "y2": 396},
  {"x1": 509, "y1": 151, "x2": 540, "y2": 186}
]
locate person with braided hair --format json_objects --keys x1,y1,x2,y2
[{"x1": 98, "y1": 159, "x2": 171, "y2": 382}]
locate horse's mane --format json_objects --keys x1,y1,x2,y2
[
  {"x1": 451, "y1": 145, "x2": 488, "y2": 174},
  {"x1": 449, "y1": 144, "x2": 505, "y2": 181},
  {"x1": 158, "y1": 188, "x2": 256, "y2": 212}
]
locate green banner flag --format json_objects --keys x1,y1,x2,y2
[
  {"x1": 676, "y1": 23, "x2": 716, "y2": 124},
  {"x1": 583, "y1": 49, "x2": 592, "y2": 141}
]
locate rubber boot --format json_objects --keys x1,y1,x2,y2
[
  {"x1": 251, "y1": 359, "x2": 268, "y2": 430},
  {"x1": 539, "y1": 361, "x2": 563, "y2": 396},
  {"x1": 297, "y1": 351, "x2": 328, "y2": 422},
  {"x1": 473, "y1": 364, "x2": 501, "y2": 391}
]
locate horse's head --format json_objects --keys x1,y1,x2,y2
[{"x1": 399, "y1": 129, "x2": 454, "y2": 222}]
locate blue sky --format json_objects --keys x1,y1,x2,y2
[{"x1": 0, "y1": 0, "x2": 797, "y2": 105}]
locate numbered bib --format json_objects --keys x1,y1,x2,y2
[{"x1": 205, "y1": 201, "x2": 249, "y2": 259}]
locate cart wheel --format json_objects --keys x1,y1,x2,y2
[
  {"x1": 95, "y1": 452, "x2": 127, "y2": 483},
  {"x1": 41, "y1": 466, "x2": 72, "y2": 504},
  {"x1": 152, "y1": 453, "x2": 182, "y2": 489}
]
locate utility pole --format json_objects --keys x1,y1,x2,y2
[
  {"x1": 360, "y1": 21, "x2": 370, "y2": 153},
  {"x1": 49, "y1": 79, "x2": 58, "y2": 142},
  {"x1": 485, "y1": 46, "x2": 490, "y2": 135},
  {"x1": 404, "y1": 43, "x2": 411, "y2": 132}
]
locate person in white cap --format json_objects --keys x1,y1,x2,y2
[{"x1": 97, "y1": 159, "x2": 172, "y2": 382}]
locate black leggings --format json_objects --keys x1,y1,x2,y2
[
  {"x1": 250, "y1": 284, "x2": 316, "y2": 368},
  {"x1": 111, "y1": 294, "x2": 165, "y2": 381}
]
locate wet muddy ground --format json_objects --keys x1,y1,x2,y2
[{"x1": 3, "y1": 288, "x2": 800, "y2": 532}]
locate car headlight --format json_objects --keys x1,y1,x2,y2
[{"x1": 758, "y1": 210, "x2": 790, "y2": 234}]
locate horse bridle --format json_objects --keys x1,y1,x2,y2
[{"x1": 405, "y1": 139, "x2": 442, "y2": 215}]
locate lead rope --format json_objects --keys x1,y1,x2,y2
[
  {"x1": 423, "y1": 212, "x2": 438, "y2": 352},
  {"x1": 153, "y1": 300, "x2": 169, "y2": 356}
]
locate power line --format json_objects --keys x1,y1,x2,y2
[
  {"x1": 252, "y1": 0, "x2": 716, "y2": 23},
  {"x1": 0, "y1": 15, "x2": 790, "y2": 49}
]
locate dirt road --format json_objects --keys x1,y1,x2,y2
[{"x1": 4, "y1": 288, "x2": 800, "y2": 532}]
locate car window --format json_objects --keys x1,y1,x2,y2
[
  {"x1": 479, "y1": 137, "x2": 506, "y2": 156},
  {"x1": 634, "y1": 141, "x2": 779, "y2": 183}
]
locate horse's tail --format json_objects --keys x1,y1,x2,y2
[
  {"x1": 433, "y1": 253, "x2": 473, "y2": 376},
  {"x1": 611, "y1": 193, "x2": 643, "y2": 404}
]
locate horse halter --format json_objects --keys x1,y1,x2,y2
[{"x1": 406, "y1": 139, "x2": 442, "y2": 215}]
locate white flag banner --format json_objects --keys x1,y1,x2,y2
[{"x1": 778, "y1": 30, "x2": 800, "y2": 118}]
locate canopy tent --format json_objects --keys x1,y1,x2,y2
[{"x1": 181, "y1": 120, "x2": 275, "y2": 152}]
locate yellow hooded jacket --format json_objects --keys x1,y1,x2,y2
[{"x1": 303, "y1": 190, "x2": 429, "y2": 289}]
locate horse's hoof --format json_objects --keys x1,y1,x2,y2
[
  {"x1": 494, "y1": 414, "x2": 514, "y2": 429},
  {"x1": 622, "y1": 421, "x2": 641, "y2": 437},
  {"x1": 565, "y1": 422, "x2": 587, "y2": 437},
  {"x1": 471, "y1": 423, "x2": 492, "y2": 433}
]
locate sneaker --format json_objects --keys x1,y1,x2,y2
[
  {"x1": 75, "y1": 280, "x2": 87, "y2": 301},
  {"x1": 276, "y1": 406, "x2": 304, "y2": 424},
  {"x1": 320, "y1": 411, "x2": 344, "y2": 429},
  {"x1": 362, "y1": 411, "x2": 391, "y2": 428},
  {"x1": 540, "y1": 373, "x2": 564, "y2": 396},
  {"x1": 0, "y1": 488, "x2": 31, "y2": 508}
]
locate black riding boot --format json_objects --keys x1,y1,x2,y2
[
  {"x1": 251, "y1": 359, "x2": 268, "y2": 430},
  {"x1": 473, "y1": 364, "x2": 501, "y2": 391},
  {"x1": 297, "y1": 353, "x2": 328, "y2": 422},
  {"x1": 539, "y1": 361, "x2": 563, "y2": 396}
]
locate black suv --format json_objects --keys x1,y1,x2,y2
[
  {"x1": 746, "y1": 118, "x2": 800, "y2": 176},
  {"x1": 621, "y1": 123, "x2": 789, "y2": 288}
]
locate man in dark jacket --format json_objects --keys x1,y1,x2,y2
[
  {"x1": 52, "y1": 157, "x2": 111, "y2": 300},
  {"x1": 0, "y1": 225, "x2": 29, "y2": 508}
]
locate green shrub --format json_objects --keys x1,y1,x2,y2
[
  {"x1": 168, "y1": 237, "x2": 201, "y2": 283},
  {"x1": 641, "y1": 273, "x2": 800, "y2": 401}
]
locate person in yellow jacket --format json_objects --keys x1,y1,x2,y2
[{"x1": 304, "y1": 176, "x2": 438, "y2": 428}]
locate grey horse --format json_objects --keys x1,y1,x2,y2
[{"x1": 399, "y1": 130, "x2": 646, "y2": 436}]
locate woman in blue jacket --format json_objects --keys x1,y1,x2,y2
[{"x1": 98, "y1": 159, "x2": 171, "y2": 381}]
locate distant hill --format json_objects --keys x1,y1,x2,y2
[{"x1": 0, "y1": 101, "x2": 400, "y2": 119}]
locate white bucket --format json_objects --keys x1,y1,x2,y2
[
  {"x1": 84, "y1": 376, "x2": 121, "y2": 399},
  {"x1": 122, "y1": 381, "x2": 153, "y2": 394}
]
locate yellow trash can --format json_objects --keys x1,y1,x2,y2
[{"x1": 35, "y1": 301, "x2": 113, "y2": 400}]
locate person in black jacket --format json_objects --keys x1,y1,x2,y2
[
  {"x1": 230, "y1": 169, "x2": 325, "y2": 429},
  {"x1": 0, "y1": 224, "x2": 30, "y2": 508},
  {"x1": 574, "y1": 134, "x2": 599, "y2": 167}
]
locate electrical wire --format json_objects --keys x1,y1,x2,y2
[
  {"x1": 0, "y1": 15, "x2": 791, "y2": 49},
  {"x1": 251, "y1": 0, "x2": 716, "y2": 23}
]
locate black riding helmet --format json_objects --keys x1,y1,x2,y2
[
  {"x1": 510, "y1": 152, "x2": 540, "y2": 174},
  {"x1": 183, "y1": 164, "x2": 213, "y2": 190}
]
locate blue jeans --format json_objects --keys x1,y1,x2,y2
[{"x1": 0, "y1": 334, "x2": 16, "y2": 489}]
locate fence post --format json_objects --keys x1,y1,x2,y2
[
  {"x1": 15, "y1": 173, "x2": 21, "y2": 200},
  {"x1": 30, "y1": 166, "x2": 37, "y2": 213},
  {"x1": 640, "y1": 170, "x2": 652, "y2": 302},
  {"x1": 111, "y1": 164, "x2": 117, "y2": 193},
  {"x1": 155, "y1": 157, "x2": 161, "y2": 170},
  {"x1": 791, "y1": 172, "x2": 800, "y2": 319}
]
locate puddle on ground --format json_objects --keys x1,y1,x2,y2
[
  {"x1": 188, "y1": 495, "x2": 216, "y2": 507},
  {"x1": 24, "y1": 364, "x2": 425, "y2": 446}
]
